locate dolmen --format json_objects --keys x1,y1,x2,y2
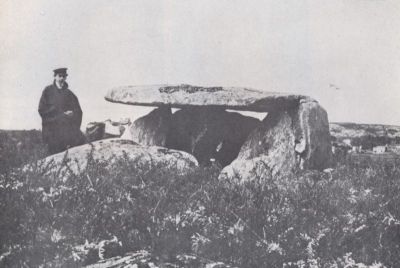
[{"x1": 105, "y1": 84, "x2": 332, "y2": 182}]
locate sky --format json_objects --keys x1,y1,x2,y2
[{"x1": 1, "y1": 0, "x2": 400, "y2": 130}]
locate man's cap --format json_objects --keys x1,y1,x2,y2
[{"x1": 53, "y1": 68, "x2": 68, "y2": 76}]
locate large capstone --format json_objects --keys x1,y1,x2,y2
[{"x1": 105, "y1": 84, "x2": 311, "y2": 112}]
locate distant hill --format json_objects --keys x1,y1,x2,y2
[
  {"x1": 330, "y1": 122, "x2": 400, "y2": 149},
  {"x1": 330, "y1": 122, "x2": 400, "y2": 139}
]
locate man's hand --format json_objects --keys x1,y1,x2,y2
[{"x1": 64, "y1": 110, "x2": 74, "y2": 117}]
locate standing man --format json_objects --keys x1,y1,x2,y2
[{"x1": 38, "y1": 68, "x2": 85, "y2": 154}]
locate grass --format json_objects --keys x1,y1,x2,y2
[{"x1": 1, "y1": 131, "x2": 399, "y2": 267}]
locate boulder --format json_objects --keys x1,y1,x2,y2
[
  {"x1": 220, "y1": 100, "x2": 332, "y2": 182},
  {"x1": 130, "y1": 106, "x2": 172, "y2": 146},
  {"x1": 105, "y1": 84, "x2": 312, "y2": 112},
  {"x1": 38, "y1": 138, "x2": 198, "y2": 176},
  {"x1": 165, "y1": 108, "x2": 260, "y2": 166}
]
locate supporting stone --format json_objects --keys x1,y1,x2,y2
[
  {"x1": 130, "y1": 106, "x2": 172, "y2": 147},
  {"x1": 220, "y1": 100, "x2": 332, "y2": 182},
  {"x1": 292, "y1": 99, "x2": 332, "y2": 170}
]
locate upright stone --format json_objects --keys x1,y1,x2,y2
[
  {"x1": 293, "y1": 99, "x2": 332, "y2": 170},
  {"x1": 130, "y1": 106, "x2": 172, "y2": 147},
  {"x1": 220, "y1": 111, "x2": 297, "y2": 181},
  {"x1": 220, "y1": 100, "x2": 332, "y2": 182}
]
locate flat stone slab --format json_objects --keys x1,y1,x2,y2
[{"x1": 105, "y1": 84, "x2": 313, "y2": 112}]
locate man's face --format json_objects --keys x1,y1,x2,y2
[{"x1": 54, "y1": 73, "x2": 67, "y2": 85}]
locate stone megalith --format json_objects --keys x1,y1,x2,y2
[{"x1": 105, "y1": 84, "x2": 332, "y2": 179}]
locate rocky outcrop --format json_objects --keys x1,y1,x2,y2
[
  {"x1": 130, "y1": 106, "x2": 172, "y2": 147},
  {"x1": 220, "y1": 100, "x2": 332, "y2": 182},
  {"x1": 165, "y1": 108, "x2": 260, "y2": 166},
  {"x1": 39, "y1": 139, "x2": 198, "y2": 176}
]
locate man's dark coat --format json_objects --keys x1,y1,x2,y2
[{"x1": 38, "y1": 82, "x2": 84, "y2": 154}]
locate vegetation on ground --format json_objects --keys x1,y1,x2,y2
[
  {"x1": 0, "y1": 131, "x2": 399, "y2": 267},
  {"x1": 0, "y1": 130, "x2": 46, "y2": 173}
]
